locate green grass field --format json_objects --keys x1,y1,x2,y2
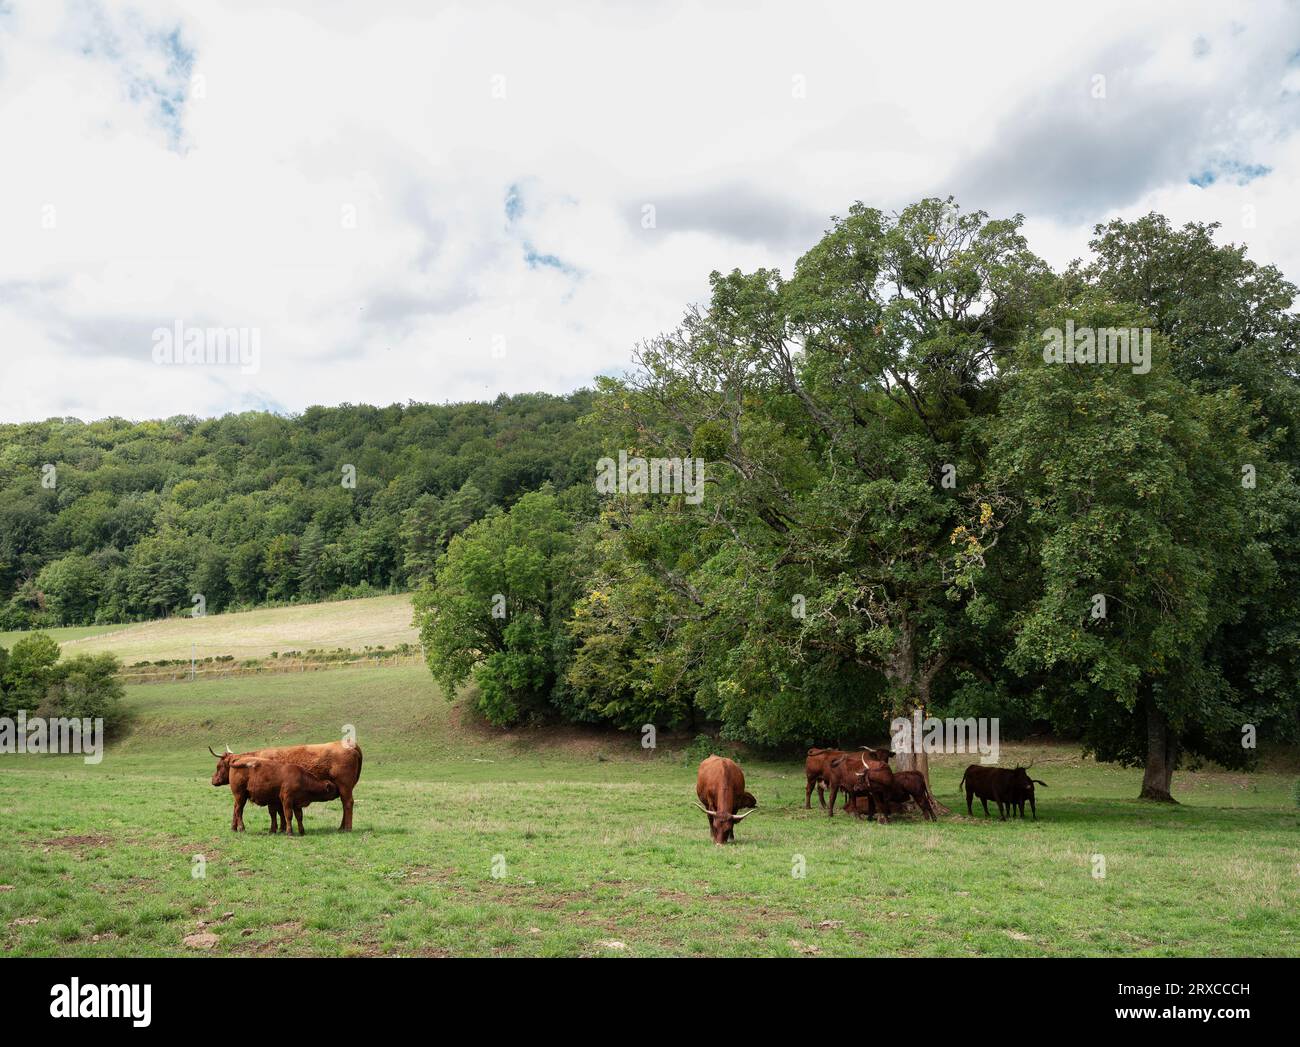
[{"x1": 1, "y1": 663, "x2": 1296, "y2": 957}]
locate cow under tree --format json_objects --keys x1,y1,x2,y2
[
  {"x1": 207, "y1": 739, "x2": 363, "y2": 830},
  {"x1": 959, "y1": 764, "x2": 1047, "y2": 820},
  {"x1": 807, "y1": 746, "x2": 895, "y2": 811},
  {"x1": 826, "y1": 751, "x2": 894, "y2": 820},
  {"x1": 694, "y1": 755, "x2": 757, "y2": 844},
  {"x1": 851, "y1": 768, "x2": 937, "y2": 822}
]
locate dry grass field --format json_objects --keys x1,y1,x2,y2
[{"x1": 46, "y1": 594, "x2": 418, "y2": 665}]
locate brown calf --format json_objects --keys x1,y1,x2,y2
[
  {"x1": 695, "y1": 755, "x2": 757, "y2": 845},
  {"x1": 804, "y1": 748, "x2": 848, "y2": 810}
]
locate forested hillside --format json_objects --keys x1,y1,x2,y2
[{"x1": 0, "y1": 392, "x2": 598, "y2": 627}]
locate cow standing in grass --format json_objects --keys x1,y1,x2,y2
[
  {"x1": 805, "y1": 748, "x2": 851, "y2": 810},
  {"x1": 216, "y1": 757, "x2": 339, "y2": 834},
  {"x1": 208, "y1": 739, "x2": 363, "y2": 830},
  {"x1": 959, "y1": 764, "x2": 1046, "y2": 820},
  {"x1": 1007, "y1": 773, "x2": 1048, "y2": 819},
  {"x1": 694, "y1": 755, "x2": 757, "y2": 844},
  {"x1": 806, "y1": 746, "x2": 893, "y2": 811}
]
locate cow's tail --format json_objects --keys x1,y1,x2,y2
[{"x1": 957, "y1": 768, "x2": 968, "y2": 794}]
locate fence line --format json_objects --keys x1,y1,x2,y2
[{"x1": 118, "y1": 652, "x2": 424, "y2": 685}]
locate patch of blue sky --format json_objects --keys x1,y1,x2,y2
[
  {"x1": 1189, "y1": 160, "x2": 1271, "y2": 188},
  {"x1": 523, "y1": 242, "x2": 580, "y2": 277}
]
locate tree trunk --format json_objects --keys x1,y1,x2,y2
[
  {"x1": 881, "y1": 628, "x2": 951, "y2": 815},
  {"x1": 891, "y1": 695, "x2": 951, "y2": 816},
  {"x1": 1139, "y1": 701, "x2": 1178, "y2": 803}
]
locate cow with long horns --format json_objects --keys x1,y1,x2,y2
[
  {"x1": 827, "y1": 750, "x2": 894, "y2": 821},
  {"x1": 694, "y1": 755, "x2": 757, "y2": 844},
  {"x1": 208, "y1": 738, "x2": 363, "y2": 830},
  {"x1": 805, "y1": 745, "x2": 893, "y2": 810}
]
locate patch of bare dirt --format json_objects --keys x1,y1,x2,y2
[
  {"x1": 229, "y1": 920, "x2": 304, "y2": 956},
  {"x1": 41, "y1": 834, "x2": 113, "y2": 850}
]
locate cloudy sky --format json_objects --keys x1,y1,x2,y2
[{"x1": 2, "y1": 0, "x2": 1299, "y2": 422}]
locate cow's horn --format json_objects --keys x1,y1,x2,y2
[
  {"x1": 694, "y1": 801, "x2": 719, "y2": 817},
  {"x1": 861, "y1": 753, "x2": 868, "y2": 768},
  {"x1": 731, "y1": 808, "x2": 756, "y2": 821},
  {"x1": 208, "y1": 746, "x2": 220, "y2": 759},
  {"x1": 225, "y1": 744, "x2": 232, "y2": 754}
]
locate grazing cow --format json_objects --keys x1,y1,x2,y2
[
  {"x1": 959, "y1": 764, "x2": 1046, "y2": 820},
  {"x1": 827, "y1": 751, "x2": 894, "y2": 821},
  {"x1": 694, "y1": 755, "x2": 757, "y2": 844},
  {"x1": 214, "y1": 756, "x2": 339, "y2": 834},
  {"x1": 850, "y1": 768, "x2": 937, "y2": 822},
  {"x1": 806, "y1": 746, "x2": 893, "y2": 811},
  {"x1": 207, "y1": 739, "x2": 362, "y2": 830}
]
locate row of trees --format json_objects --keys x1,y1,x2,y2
[
  {"x1": 415, "y1": 200, "x2": 1300, "y2": 800},
  {"x1": 0, "y1": 393, "x2": 599, "y2": 628}
]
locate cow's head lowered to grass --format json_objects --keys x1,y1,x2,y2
[
  {"x1": 694, "y1": 755, "x2": 758, "y2": 844},
  {"x1": 694, "y1": 799, "x2": 756, "y2": 845}
]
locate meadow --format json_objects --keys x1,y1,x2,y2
[
  {"x1": 13, "y1": 593, "x2": 420, "y2": 666},
  {"x1": 1, "y1": 661, "x2": 1296, "y2": 957},
  {"x1": 0, "y1": 623, "x2": 122, "y2": 649}
]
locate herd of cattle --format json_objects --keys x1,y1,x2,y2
[
  {"x1": 695, "y1": 747, "x2": 1049, "y2": 844},
  {"x1": 204, "y1": 737, "x2": 1046, "y2": 846}
]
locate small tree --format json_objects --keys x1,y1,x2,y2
[{"x1": 414, "y1": 487, "x2": 575, "y2": 725}]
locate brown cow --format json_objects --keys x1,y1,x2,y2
[
  {"x1": 805, "y1": 746, "x2": 893, "y2": 810},
  {"x1": 694, "y1": 755, "x2": 757, "y2": 844},
  {"x1": 214, "y1": 757, "x2": 339, "y2": 834},
  {"x1": 208, "y1": 739, "x2": 362, "y2": 830},
  {"x1": 827, "y1": 751, "x2": 894, "y2": 821},
  {"x1": 805, "y1": 748, "x2": 849, "y2": 810}
]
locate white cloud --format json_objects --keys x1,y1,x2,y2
[{"x1": 1, "y1": 0, "x2": 1298, "y2": 421}]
